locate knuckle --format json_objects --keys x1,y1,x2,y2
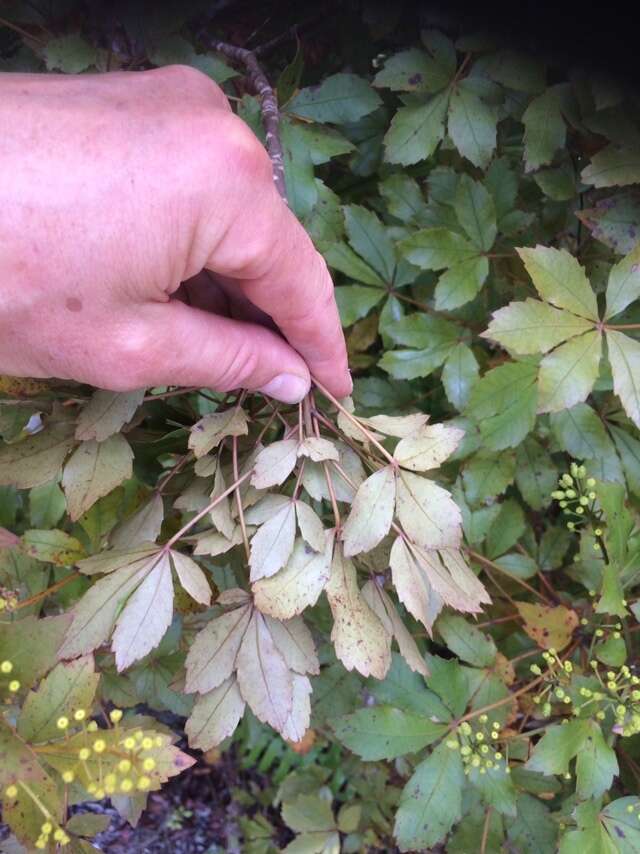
[
  {"x1": 218, "y1": 113, "x2": 273, "y2": 183},
  {"x1": 216, "y1": 338, "x2": 261, "y2": 391},
  {"x1": 146, "y1": 63, "x2": 225, "y2": 103}
]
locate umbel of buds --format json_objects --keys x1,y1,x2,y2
[{"x1": 551, "y1": 462, "x2": 600, "y2": 542}]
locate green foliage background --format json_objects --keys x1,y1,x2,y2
[{"x1": 2, "y1": 2, "x2": 640, "y2": 852}]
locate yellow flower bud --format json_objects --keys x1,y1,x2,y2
[
  {"x1": 0, "y1": 660, "x2": 13, "y2": 674},
  {"x1": 5, "y1": 784, "x2": 18, "y2": 798},
  {"x1": 87, "y1": 782, "x2": 97, "y2": 794},
  {"x1": 87, "y1": 721, "x2": 98, "y2": 732},
  {"x1": 57, "y1": 716, "x2": 69, "y2": 730},
  {"x1": 54, "y1": 828, "x2": 66, "y2": 842},
  {"x1": 8, "y1": 680, "x2": 20, "y2": 692},
  {"x1": 92, "y1": 739, "x2": 106, "y2": 753},
  {"x1": 62, "y1": 770, "x2": 74, "y2": 783},
  {"x1": 587, "y1": 478, "x2": 596, "y2": 487},
  {"x1": 78, "y1": 748, "x2": 90, "y2": 761},
  {"x1": 123, "y1": 737, "x2": 136, "y2": 750},
  {"x1": 142, "y1": 757, "x2": 156, "y2": 771},
  {"x1": 74, "y1": 709, "x2": 86, "y2": 722},
  {"x1": 41, "y1": 821, "x2": 53, "y2": 834},
  {"x1": 35, "y1": 839, "x2": 46, "y2": 850},
  {"x1": 118, "y1": 759, "x2": 132, "y2": 773},
  {"x1": 120, "y1": 778, "x2": 133, "y2": 793},
  {"x1": 110, "y1": 709, "x2": 123, "y2": 724},
  {"x1": 141, "y1": 737, "x2": 153, "y2": 750},
  {"x1": 137, "y1": 775, "x2": 151, "y2": 790},
  {"x1": 154, "y1": 736, "x2": 164, "y2": 747}
]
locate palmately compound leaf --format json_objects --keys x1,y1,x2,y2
[
  {"x1": 325, "y1": 545, "x2": 391, "y2": 679},
  {"x1": 333, "y1": 705, "x2": 446, "y2": 761},
  {"x1": 537, "y1": 330, "x2": 602, "y2": 413},
  {"x1": 465, "y1": 361, "x2": 538, "y2": 450},
  {"x1": 111, "y1": 550, "x2": 173, "y2": 671},
  {"x1": 342, "y1": 465, "x2": 396, "y2": 556},
  {"x1": 517, "y1": 246, "x2": 599, "y2": 321},
  {"x1": 252, "y1": 532, "x2": 334, "y2": 620},
  {"x1": 188, "y1": 407, "x2": 248, "y2": 458},
  {"x1": 251, "y1": 439, "x2": 299, "y2": 489},
  {"x1": 249, "y1": 500, "x2": 296, "y2": 581},
  {"x1": 184, "y1": 600, "x2": 252, "y2": 694},
  {"x1": 61, "y1": 434, "x2": 133, "y2": 521},
  {"x1": 362, "y1": 580, "x2": 429, "y2": 676},
  {"x1": 482, "y1": 299, "x2": 594, "y2": 355},
  {"x1": 606, "y1": 330, "x2": 640, "y2": 428},
  {"x1": 394, "y1": 741, "x2": 465, "y2": 851},
  {"x1": 605, "y1": 244, "x2": 640, "y2": 319},
  {"x1": 394, "y1": 423, "x2": 465, "y2": 471},
  {"x1": 185, "y1": 675, "x2": 245, "y2": 751},
  {"x1": 236, "y1": 610, "x2": 293, "y2": 732},
  {"x1": 75, "y1": 389, "x2": 145, "y2": 442},
  {"x1": 396, "y1": 471, "x2": 462, "y2": 551}
]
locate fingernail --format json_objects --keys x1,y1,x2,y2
[{"x1": 259, "y1": 373, "x2": 310, "y2": 404}]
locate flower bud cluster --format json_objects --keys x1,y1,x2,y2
[
  {"x1": 530, "y1": 648, "x2": 574, "y2": 717},
  {"x1": 3, "y1": 784, "x2": 70, "y2": 847},
  {"x1": 446, "y1": 716, "x2": 508, "y2": 775},
  {"x1": 0, "y1": 588, "x2": 18, "y2": 612},
  {"x1": 576, "y1": 663, "x2": 640, "y2": 737},
  {"x1": 551, "y1": 464, "x2": 601, "y2": 541},
  {"x1": 1, "y1": 659, "x2": 21, "y2": 697}
]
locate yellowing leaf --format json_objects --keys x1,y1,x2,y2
[
  {"x1": 537, "y1": 330, "x2": 602, "y2": 413},
  {"x1": 76, "y1": 542, "x2": 159, "y2": 576},
  {"x1": 280, "y1": 673, "x2": 312, "y2": 743},
  {"x1": 249, "y1": 501, "x2": 296, "y2": 582},
  {"x1": 607, "y1": 329, "x2": 640, "y2": 428},
  {"x1": 396, "y1": 471, "x2": 462, "y2": 551},
  {"x1": 302, "y1": 441, "x2": 365, "y2": 503},
  {"x1": 298, "y1": 437, "x2": 339, "y2": 462},
  {"x1": 75, "y1": 389, "x2": 145, "y2": 442},
  {"x1": 111, "y1": 493, "x2": 164, "y2": 548},
  {"x1": 62, "y1": 435, "x2": 133, "y2": 521},
  {"x1": 295, "y1": 501, "x2": 326, "y2": 552},
  {"x1": 516, "y1": 602, "x2": 578, "y2": 650},
  {"x1": 264, "y1": 615, "x2": 319, "y2": 675},
  {"x1": 325, "y1": 545, "x2": 391, "y2": 679},
  {"x1": 605, "y1": 244, "x2": 640, "y2": 319},
  {"x1": 112, "y1": 551, "x2": 173, "y2": 670},
  {"x1": 22, "y1": 528, "x2": 85, "y2": 565},
  {"x1": 394, "y1": 423, "x2": 465, "y2": 471},
  {"x1": 251, "y1": 439, "x2": 299, "y2": 489},
  {"x1": 184, "y1": 600, "x2": 252, "y2": 693},
  {"x1": 193, "y1": 525, "x2": 243, "y2": 556},
  {"x1": 185, "y1": 676, "x2": 245, "y2": 751},
  {"x1": 236, "y1": 611, "x2": 293, "y2": 732},
  {"x1": 209, "y1": 462, "x2": 235, "y2": 539},
  {"x1": 188, "y1": 407, "x2": 248, "y2": 458},
  {"x1": 170, "y1": 551, "x2": 211, "y2": 605},
  {"x1": 0, "y1": 422, "x2": 75, "y2": 489},
  {"x1": 362, "y1": 412, "x2": 429, "y2": 437},
  {"x1": 252, "y1": 533, "x2": 334, "y2": 620},
  {"x1": 342, "y1": 466, "x2": 396, "y2": 557},
  {"x1": 362, "y1": 580, "x2": 429, "y2": 676},
  {"x1": 517, "y1": 245, "x2": 598, "y2": 320},
  {"x1": 390, "y1": 537, "x2": 443, "y2": 633},
  {"x1": 483, "y1": 298, "x2": 594, "y2": 354}
]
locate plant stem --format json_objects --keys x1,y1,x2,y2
[
  {"x1": 465, "y1": 548, "x2": 551, "y2": 604},
  {"x1": 233, "y1": 436, "x2": 250, "y2": 561},
  {"x1": 14, "y1": 572, "x2": 81, "y2": 611}
]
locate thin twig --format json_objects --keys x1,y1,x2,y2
[
  {"x1": 232, "y1": 435, "x2": 250, "y2": 560},
  {"x1": 14, "y1": 572, "x2": 80, "y2": 611}
]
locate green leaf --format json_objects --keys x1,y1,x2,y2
[
  {"x1": 483, "y1": 299, "x2": 594, "y2": 354},
  {"x1": 448, "y1": 81, "x2": 497, "y2": 169},
  {"x1": 394, "y1": 742, "x2": 464, "y2": 851},
  {"x1": 380, "y1": 314, "x2": 458, "y2": 380},
  {"x1": 577, "y1": 193, "x2": 640, "y2": 255},
  {"x1": 507, "y1": 794, "x2": 557, "y2": 854},
  {"x1": 44, "y1": 33, "x2": 97, "y2": 73},
  {"x1": 550, "y1": 404, "x2": 621, "y2": 479},
  {"x1": 476, "y1": 50, "x2": 546, "y2": 93},
  {"x1": 605, "y1": 244, "x2": 640, "y2": 319},
  {"x1": 373, "y1": 48, "x2": 452, "y2": 93},
  {"x1": 601, "y1": 797, "x2": 640, "y2": 853},
  {"x1": 436, "y1": 614, "x2": 496, "y2": 666},
  {"x1": 22, "y1": 529, "x2": 84, "y2": 565},
  {"x1": 29, "y1": 480, "x2": 66, "y2": 529},
  {"x1": 522, "y1": 85, "x2": 568, "y2": 171},
  {"x1": 379, "y1": 173, "x2": 425, "y2": 223},
  {"x1": 0, "y1": 422, "x2": 75, "y2": 490},
  {"x1": 610, "y1": 423, "x2": 640, "y2": 496},
  {"x1": 442, "y1": 343, "x2": 479, "y2": 409},
  {"x1": 486, "y1": 499, "x2": 526, "y2": 558},
  {"x1": 525, "y1": 719, "x2": 589, "y2": 775},
  {"x1": 324, "y1": 241, "x2": 385, "y2": 285},
  {"x1": 575, "y1": 719, "x2": 619, "y2": 799},
  {"x1": 282, "y1": 794, "x2": 335, "y2": 833},
  {"x1": 369, "y1": 653, "x2": 451, "y2": 720},
  {"x1": 582, "y1": 145, "x2": 640, "y2": 188},
  {"x1": 462, "y1": 451, "x2": 516, "y2": 505},
  {"x1": 61, "y1": 434, "x2": 133, "y2": 522},
  {"x1": 435, "y1": 255, "x2": 489, "y2": 310},
  {"x1": 469, "y1": 761, "x2": 517, "y2": 816},
  {"x1": 515, "y1": 438, "x2": 558, "y2": 511},
  {"x1": 332, "y1": 706, "x2": 446, "y2": 760},
  {"x1": 533, "y1": 162, "x2": 577, "y2": 201},
  {"x1": 0, "y1": 614, "x2": 71, "y2": 692},
  {"x1": 465, "y1": 361, "x2": 538, "y2": 450},
  {"x1": 343, "y1": 466, "x2": 396, "y2": 556},
  {"x1": 517, "y1": 246, "x2": 598, "y2": 320},
  {"x1": 384, "y1": 92, "x2": 450, "y2": 166},
  {"x1": 607, "y1": 330, "x2": 640, "y2": 428},
  {"x1": 17, "y1": 656, "x2": 99, "y2": 743},
  {"x1": 288, "y1": 74, "x2": 382, "y2": 124},
  {"x1": 149, "y1": 35, "x2": 236, "y2": 83},
  {"x1": 425, "y1": 654, "x2": 471, "y2": 717},
  {"x1": 400, "y1": 226, "x2": 477, "y2": 270},
  {"x1": 453, "y1": 174, "x2": 497, "y2": 251},
  {"x1": 343, "y1": 205, "x2": 395, "y2": 281},
  {"x1": 538, "y1": 331, "x2": 602, "y2": 413}
]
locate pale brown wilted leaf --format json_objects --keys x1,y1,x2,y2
[
  {"x1": 394, "y1": 423, "x2": 465, "y2": 471},
  {"x1": 280, "y1": 674, "x2": 312, "y2": 743},
  {"x1": 62, "y1": 435, "x2": 133, "y2": 521},
  {"x1": 251, "y1": 439, "x2": 299, "y2": 489},
  {"x1": 325, "y1": 545, "x2": 391, "y2": 679},
  {"x1": 295, "y1": 501, "x2": 326, "y2": 552},
  {"x1": 185, "y1": 675, "x2": 245, "y2": 751},
  {"x1": 301, "y1": 441, "x2": 365, "y2": 503},
  {"x1": 342, "y1": 465, "x2": 396, "y2": 557},
  {"x1": 209, "y1": 462, "x2": 235, "y2": 539},
  {"x1": 170, "y1": 551, "x2": 212, "y2": 605},
  {"x1": 361, "y1": 580, "x2": 429, "y2": 677},
  {"x1": 396, "y1": 471, "x2": 462, "y2": 551},
  {"x1": 174, "y1": 475, "x2": 213, "y2": 512},
  {"x1": 362, "y1": 412, "x2": 429, "y2": 437},
  {"x1": 76, "y1": 543, "x2": 159, "y2": 576},
  {"x1": 252, "y1": 532, "x2": 334, "y2": 620},
  {"x1": 184, "y1": 601, "x2": 252, "y2": 694},
  {"x1": 111, "y1": 493, "x2": 164, "y2": 548},
  {"x1": 249, "y1": 501, "x2": 296, "y2": 582},
  {"x1": 264, "y1": 615, "x2": 320, "y2": 675},
  {"x1": 0, "y1": 422, "x2": 75, "y2": 490},
  {"x1": 188, "y1": 407, "x2": 248, "y2": 458},
  {"x1": 244, "y1": 494, "x2": 291, "y2": 525},
  {"x1": 389, "y1": 537, "x2": 443, "y2": 634},
  {"x1": 75, "y1": 389, "x2": 145, "y2": 442},
  {"x1": 298, "y1": 437, "x2": 340, "y2": 462},
  {"x1": 193, "y1": 526, "x2": 243, "y2": 557},
  {"x1": 112, "y1": 550, "x2": 173, "y2": 671},
  {"x1": 236, "y1": 611, "x2": 293, "y2": 732}
]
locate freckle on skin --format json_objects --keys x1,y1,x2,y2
[{"x1": 65, "y1": 297, "x2": 83, "y2": 312}]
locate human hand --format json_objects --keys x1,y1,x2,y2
[{"x1": 0, "y1": 65, "x2": 351, "y2": 403}]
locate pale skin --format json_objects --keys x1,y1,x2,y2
[{"x1": 0, "y1": 65, "x2": 352, "y2": 404}]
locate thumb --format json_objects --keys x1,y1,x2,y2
[{"x1": 126, "y1": 300, "x2": 311, "y2": 403}]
